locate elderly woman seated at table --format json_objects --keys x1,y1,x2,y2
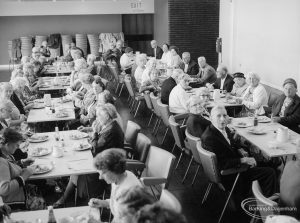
[
  {"x1": 186, "y1": 94, "x2": 211, "y2": 138},
  {"x1": 23, "y1": 67, "x2": 41, "y2": 97},
  {"x1": 69, "y1": 58, "x2": 88, "y2": 89},
  {"x1": 70, "y1": 48, "x2": 83, "y2": 61},
  {"x1": 10, "y1": 77, "x2": 34, "y2": 112},
  {"x1": 271, "y1": 78, "x2": 300, "y2": 133},
  {"x1": 141, "y1": 59, "x2": 157, "y2": 84},
  {"x1": 0, "y1": 128, "x2": 35, "y2": 206},
  {"x1": 166, "y1": 46, "x2": 183, "y2": 69},
  {"x1": 88, "y1": 149, "x2": 142, "y2": 222},
  {"x1": 169, "y1": 73, "x2": 191, "y2": 114},
  {"x1": 230, "y1": 72, "x2": 249, "y2": 97},
  {"x1": 0, "y1": 101, "x2": 13, "y2": 132},
  {"x1": 0, "y1": 82, "x2": 26, "y2": 127},
  {"x1": 110, "y1": 186, "x2": 154, "y2": 223},
  {"x1": 161, "y1": 43, "x2": 171, "y2": 65},
  {"x1": 139, "y1": 69, "x2": 161, "y2": 96},
  {"x1": 87, "y1": 54, "x2": 98, "y2": 76},
  {"x1": 239, "y1": 72, "x2": 268, "y2": 115},
  {"x1": 134, "y1": 54, "x2": 147, "y2": 88},
  {"x1": 31, "y1": 60, "x2": 43, "y2": 77},
  {"x1": 79, "y1": 77, "x2": 106, "y2": 125},
  {"x1": 74, "y1": 73, "x2": 95, "y2": 107},
  {"x1": 10, "y1": 68, "x2": 24, "y2": 81},
  {"x1": 31, "y1": 47, "x2": 42, "y2": 62}
]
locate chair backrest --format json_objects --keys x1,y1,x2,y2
[
  {"x1": 125, "y1": 120, "x2": 141, "y2": 146},
  {"x1": 196, "y1": 141, "x2": 221, "y2": 184},
  {"x1": 185, "y1": 129, "x2": 202, "y2": 164},
  {"x1": 252, "y1": 180, "x2": 278, "y2": 220},
  {"x1": 124, "y1": 77, "x2": 135, "y2": 97},
  {"x1": 169, "y1": 115, "x2": 186, "y2": 148},
  {"x1": 135, "y1": 133, "x2": 151, "y2": 163},
  {"x1": 144, "y1": 91, "x2": 153, "y2": 110},
  {"x1": 157, "y1": 99, "x2": 171, "y2": 127},
  {"x1": 144, "y1": 146, "x2": 175, "y2": 189},
  {"x1": 150, "y1": 92, "x2": 161, "y2": 117},
  {"x1": 159, "y1": 189, "x2": 182, "y2": 213}
]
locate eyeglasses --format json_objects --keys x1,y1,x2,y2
[{"x1": 199, "y1": 94, "x2": 210, "y2": 97}]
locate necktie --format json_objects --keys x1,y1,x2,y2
[{"x1": 222, "y1": 130, "x2": 230, "y2": 144}]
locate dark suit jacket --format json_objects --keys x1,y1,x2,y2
[
  {"x1": 201, "y1": 124, "x2": 241, "y2": 171},
  {"x1": 186, "y1": 114, "x2": 211, "y2": 138},
  {"x1": 186, "y1": 60, "x2": 199, "y2": 76},
  {"x1": 0, "y1": 119, "x2": 8, "y2": 132},
  {"x1": 151, "y1": 46, "x2": 163, "y2": 59},
  {"x1": 272, "y1": 94, "x2": 300, "y2": 133},
  {"x1": 91, "y1": 120, "x2": 124, "y2": 157},
  {"x1": 10, "y1": 92, "x2": 25, "y2": 115},
  {"x1": 197, "y1": 64, "x2": 217, "y2": 85},
  {"x1": 213, "y1": 75, "x2": 234, "y2": 92},
  {"x1": 160, "y1": 77, "x2": 177, "y2": 105}
]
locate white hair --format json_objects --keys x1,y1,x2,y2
[
  {"x1": 182, "y1": 52, "x2": 190, "y2": 58},
  {"x1": 210, "y1": 105, "x2": 227, "y2": 117},
  {"x1": 10, "y1": 77, "x2": 28, "y2": 90},
  {"x1": 247, "y1": 72, "x2": 261, "y2": 82},
  {"x1": 198, "y1": 56, "x2": 206, "y2": 62},
  {"x1": 135, "y1": 54, "x2": 147, "y2": 67}
]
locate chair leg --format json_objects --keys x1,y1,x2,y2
[
  {"x1": 127, "y1": 95, "x2": 130, "y2": 102},
  {"x1": 191, "y1": 164, "x2": 201, "y2": 186},
  {"x1": 152, "y1": 118, "x2": 159, "y2": 133},
  {"x1": 160, "y1": 127, "x2": 169, "y2": 145},
  {"x1": 150, "y1": 186, "x2": 158, "y2": 200},
  {"x1": 171, "y1": 143, "x2": 176, "y2": 153},
  {"x1": 218, "y1": 173, "x2": 241, "y2": 223},
  {"x1": 134, "y1": 101, "x2": 142, "y2": 117},
  {"x1": 74, "y1": 187, "x2": 78, "y2": 206},
  {"x1": 118, "y1": 83, "x2": 124, "y2": 97},
  {"x1": 147, "y1": 112, "x2": 154, "y2": 127},
  {"x1": 175, "y1": 150, "x2": 184, "y2": 169},
  {"x1": 154, "y1": 119, "x2": 162, "y2": 136},
  {"x1": 130, "y1": 100, "x2": 136, "y2": 113},
  {"x1": 115, "y1": 83, "x2": 120, "y2": 94},
  {"x1": 202, "y1": 183, "x2": 213, "y2": 204},
  {"x1": 182, "y1": 156, "x2": 193, "y2": 183}
]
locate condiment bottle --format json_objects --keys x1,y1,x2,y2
[
  {"x1": 47, "y1": 206, "x2": 56, "y2": 223},
  {"x1": 253, "y1": 114, "x2": 258, "y2": 126}
]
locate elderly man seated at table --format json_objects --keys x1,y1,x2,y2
[
  {"x1": 134, "y1": 54, "x2": 147, "y2": 88},
  {"x1": 196, "y1": 56, "x2": 216, "y2": 86},
  {"x1": 210, "y1": 64, "x2": 234, "y2": 93},
  {"x1": 120, "y1": 47, "x2": 135, "y2": 74},
  {"x1": 186, "y1": 94, "x2": 211, "y2": 138},
  {"x1": 160, "y1": 69, "x2": 183, "y2": 105},
  {"x1": 201, "y1": 105, "x2": 278, "y2": 203},
  {"x1": 271, "y1": 78, "x2": 300, "y2": 133},
  {"x1": 169, "y1": 73, "x2": 191, "y2": 114},
  {"x1": 240, "y1": 72, "x2": 268, "y2": 115},
  {"x1": 230, "y1": 72, "x2": 249, "y2": 97},
  {"x1": 182, "y1": 52, "x2": 199, "y2": 76},
  {"x1": 88, "y1": 149, "x2": 142, "y2": 223},
  {"x1": 139, "y1": 69, "x2": 161, "y2": 96},
  {"x1": 0, "y1": 128, "x2": 37, "y2": 208},
  {"x1": 150, "y1": 40, "x2": 163, "y2": 59}
]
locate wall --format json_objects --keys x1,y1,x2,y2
[
  {"x1": 0, "y1": 14, "x2": 122, "y2": 65},
  {"x1": 220, "y1": 0, "x2": 300, "y2": 89},
  {"x1": 154, "y1": 0, "x2": 169, "y2": 45},
  {"x1": 168, "y1": 0, "x2": 220, "y2": 66}
]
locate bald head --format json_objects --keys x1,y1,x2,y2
[
  {"x1": 198, "y1": 57, "x2": 206, "y2": 68},
  {"x1": 216, "y1": 64, "x2": 228, "y2": 79},
  {"x1": 210, "y1": 105, "x2": 228, "y2": 130}
]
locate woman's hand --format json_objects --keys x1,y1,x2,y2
[
  {"x1": 21, "y1": 158, "x2": 35, "y2": 167},
  {"x1": 0, "y1": 204, "x2": 11, "y2": 217},
  {"x1": 88, "y1": 198, "x2": 108, "y2": 208},
  {"x1": 21, "y1": 166, "x2": 35, "y2": 180},
  {"x1": 77, "y1": 126, "x2": 86, "y2": 132},
  {"x1": 20, "y1": 114, "x2": 27, "y2": 122}
]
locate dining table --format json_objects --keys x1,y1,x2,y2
[
  {"x1": 10, "y1": 206, "x2": 100, "y2": 222},
  {"x1": 38, "y1": 76, "x2": 70, "y2": 91},
  {"x1": 230, "y1": 116, "x2": 300, "y2": 159},
  {"x1": 43, "y1": 64, "x2": 72, "y2": 76},
  {"x1": 27, "y1": 130, "x2": 96, "y2": 180},
  {"x1": 27, "y1": 97, "x2": 75, "y2": 124}
]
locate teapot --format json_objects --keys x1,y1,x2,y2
[
  {"x1": 276, "y1": 127, "x2": 289, "y2": 143},
  {"x1": 213, "y1": 89, "x2": 220, "y2": 101}
]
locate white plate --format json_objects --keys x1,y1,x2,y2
[
  {"x1": 225, "y1": 99, "x2": 237, "y2": 104},
  {"x1": 74, "y1": 143, "x2": 91, "y2": 151},
  {"x1": 258, "y1": 117, "x2": 271, "y2": 123},
  {"x1": 70, "y1": 132, "x2": 89, "y2": 140},
  {"x1": 234, "y1": 122, "x2": 252, "y2": 128},
  {"x1": 55, "y1": 112, "x2": 69, "y2": 118},
  {"x1": 32, "y1": 163, "x2": 53, "y2": 175},
  {"x1": 28, "y1": 135, "x2": 49, "y2": 143},
  {"x1": 34, "y1": 99, "x2": 44, "y2": 103},
  {"x1": 247, "y1": 128, "x2": 267, "y2": 135},
  {"x1": 30, "y1": 147, "x2": 52, "y2": 157},
  {"x1": 32, "y1": 104, "x2": 45, "y2": 109}
]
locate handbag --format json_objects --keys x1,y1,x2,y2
[{"x1": 25, "y1": 184, "x2": 46, "y2": 210}]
